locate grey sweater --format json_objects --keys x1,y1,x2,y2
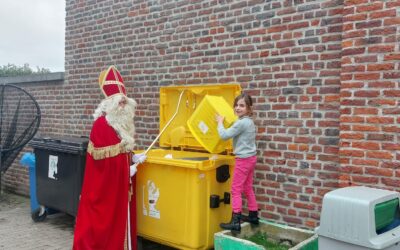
[{"x1": 217, "y1": 116, "x2": 256, "y2": 158}]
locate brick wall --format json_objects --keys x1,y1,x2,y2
[
  {"x1": 64, "y1": 0, "x2": 344, "y2": 229},
  {"x1": 2, "y1": 0, "x2": 399, "y2": 230},
  {"x1": 339, "y1": 1, "x2": 400, "y2": 191}
]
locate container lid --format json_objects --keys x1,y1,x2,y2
[
  {"x1": 29, "y1": 136, "x2": 89, "y2": 155},
  {"x1": 187, "y1": 95, "x2": 237, "y2": 153},
  {"x1": 159, "y1": 84, "x2": 241, "y2": 153}
]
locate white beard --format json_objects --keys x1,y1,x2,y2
[{"x1": 93, "y1": 95, "x2": 137, "y2": 151}]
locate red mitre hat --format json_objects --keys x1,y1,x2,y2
[{"x1": 98, "y1": 66, "x2": 126, "y2": 98}]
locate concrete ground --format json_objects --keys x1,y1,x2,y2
[
  {"x1": 0, "y1": 191, "x2": 74, "y2": 249},
  {"x1": 0, "y1": 191, "x2": 176, "y2": 250}
]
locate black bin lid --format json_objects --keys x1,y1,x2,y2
[{"x1": 29, "y1": 136, "x2": 89, "y2": 155}]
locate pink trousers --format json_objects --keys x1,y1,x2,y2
[{"x1": 231, "y1": 155, "x2": 258, "y2": 213}]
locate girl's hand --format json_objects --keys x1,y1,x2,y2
[{"x1": 215, "y1": 114, "x2": 225, "y2": 124}]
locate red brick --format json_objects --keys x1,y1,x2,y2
[
  {"x1": 343, "y1": 30, "x2": 367, "y2": 39},
  {"x1": 341, "y1": 165, "x2": 364, "y2": 174},
  {"x1": 342, "y1": 23, "x2": 354, "y2": 31},
  {"x1": 352, "y1": 176, "x2": 379, "y2": 184},
  {"x1": 325, "y1": 95, "x2": 340, "y2": 102},
  {"x1": 354, "y1": 73, "x2": 380, "y2": 80},
  {"x1": 353, "y1": 125, "x2": 379, "y2": 132},
  {"x1": 383, "y1": 108, "x2": 400, "y2": 115},
  {"x1": 367, "y1": 63, "x2": 395, "y2": 71},
  {"x1": 383, "y1": 126, "x2": 400, "y2": 133},
  {"x1": 356, "y1": 2, "x2": 383, "y2": 13},
  {"x1": 340, "y1": 133, "x2": 364, "y2": 140},
  {"x1": 295, "y1": 104, "x2": 317, "y2": 109},
  {"x1": 339, "y1": 149, "x2": 364, "y2": 157},
  {"x1": 370, "y1": 27, "x2": 397, "y2": 36},
  {"x1": 342, "y1": 47, "x2": 365, "y2": 56},
  {"x1": 340, "y1": 123, "x2": 351, "y2": 131},
  {"x1": 366, "y1": 116, "x2": 394, "y2": 124},
  {"x1": 341, "y1": 99, "x2": 366, "y2": 106},
  {"x1": 341, "y1": 90, "x2": 352, "y2": 97},
  {"x1": 369, "y1": 99, "x2": 396, "y2": 106},
  {"x1": 370, "y1": 9, "x2": 396, "y2": 19},
  {"x1": 353, "y1": 107, "x2": 378, "y2": 115},
  {"x1": 294, "y1": 202, "x2": 315, "y2": 210},
  {"x1": 383, "y1": 72, "x2": 400, "y2": 79},
  {"x1": 318, "y1": 121, "x2": 339, "y2": 127},
  {"x1": 248, "y1": 28, "x2": 266, "y2": 36},
  {"x1": 345, "y1": 0, "x2": 368, "y2": 5},
  {"x1": 382, "y1": 143, "x2": 400, "y2": 151},
  {"x1": 352, "y1": 141, "x2": 380, "y2": 150},
  {"x1": 368, "y1": 45, "x2": 395, "y2": 53},
  {"x1": 272, "y1": 104, "x2": 291, "y2": 110},
  {"x1": 368, "y1": 81, "x2": 396, "y2": 88},
  {"x1": 264, "y1": 151, "x2": 282, "y2": 157},
  {"x1": 382, "y1": 162, "x2": 400, "y2": 169},
  {"x1": 343, "y1": 13, "x2": 367, "y2": 22},
  {"x1": 276, "y1": 40, "x2": 296, "y2": 48},
  {"x1": 354, "y1": 90, "x2": 380, "y2": 97},
  {"x1": 340, "y1": 141, "x2": 351, "y2": 147},
  {"x1": 386, "y1": 1, "x2": 400, "y2": 8},
  {"x1": 352, "y1": 159, "x2": 379, "y2": 167},
  {"x1": 272, "y1": 197, "x2": 291, "y2": 206},
  {"x1": 384, "y1": 53, "x2": 400, "y2": 61},
  {"x1": 354, "y1": 55, "x2": 378, "y2": 63},
  {"x1": 384, "y1": 90, "x2": 400, "y2": 97},
  {"x1": 382, "y1": 178, "x2": 400, "y2": 187},
  {"x1": 342, "y1": 65, "x2": 365, "y2": 72},
  {"x1": 307, "y1": 154, "x2": 316, "y2": 160},
  {"x1": 367, "y1": 151, "x2": 393, "y2": 160},
  {"x1": 366, "y1": 167, "x2": 393, "y2": 177},
  {"x1": 284, "y1": 152, "x2": 304, "y2": 160},
  {"x1": 288, "y1": 22, "x2": 309, "y2": 30},
  {"x1": 268, "y1": 25, "x2": 288, "y2": 33},
  {"x1": 384, "y1": 17, "x2": 400, "y2": 26},
  {"x1": 283, "y1": 216, "x2": 302, "y2": 225},
  {"x1": 367, "y1": 133, "x2": 394, "y2": 142},
  {"x1": 260, "y1": 51, "x2": 269, "y2": 57},
  {"x1": 341, "y1": 82, "x2": 364, "y2": 89}
]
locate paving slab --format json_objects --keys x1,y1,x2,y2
[
  {"x1": 0, "y1": 191, "x2": 176, "y2": 250},
  {"x1": 0, "y1": 192, "x2": 74, "y2": 249}
]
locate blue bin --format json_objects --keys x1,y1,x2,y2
[{"x1": 21, "y1": 152, "x2": 47, "y2": 222}]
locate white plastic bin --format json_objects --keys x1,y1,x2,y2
[{"x1": 316, "y1": 186, "x2": 400, "y2": 250}]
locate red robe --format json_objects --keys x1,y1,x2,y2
[{"x1": 73, "y1": 116, "x2": 137, "y2": 250}]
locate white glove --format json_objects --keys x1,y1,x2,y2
[
  {"x1": 132, "y1": 153, "x2": 147, "y2": 164},
  {"x1": 130, "y1": 164, "x2": 137, "y2": 177}
]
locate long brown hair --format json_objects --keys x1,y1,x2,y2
[{"x1": 234, "y1": 93, "x2": 253, "y2": 116}]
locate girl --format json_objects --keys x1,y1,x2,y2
[{"x1": 216, "y1": 93, "x2": 258, "y2": 233}]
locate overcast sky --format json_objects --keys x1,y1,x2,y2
[{"x1": 0, "y1": 1, "x2": 65, "y2": 72}]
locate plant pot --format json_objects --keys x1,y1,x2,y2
[{"x1": 214, "y1": 220, "x2": 318, "y2": 250}]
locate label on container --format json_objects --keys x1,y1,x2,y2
[
  {"x1": 142, "y1": 180, "x2": 160, "y2": 219},
  {"x1": 198, "y1": 121, "x2": 209, "y2": 134},
  {"x1": 48, "y1": 155, "x2": 58, "y2": 180}
]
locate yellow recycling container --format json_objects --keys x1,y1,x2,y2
[
  {"x1": 187, "y1": 95, "x2": 237, "y2": 154},
  {"x1": 136, "y1": 84, "x2": 241, "y2": 250}
]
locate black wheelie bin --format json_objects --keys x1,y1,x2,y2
[{"x1": 29, "y1": 136, "x2": 88, "y2": 219}]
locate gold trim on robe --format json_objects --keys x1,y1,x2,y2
[{"x1": 87, "y1": 141, "x2": 130, "y2": 160}]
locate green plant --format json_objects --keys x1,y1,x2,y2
[
  {"x1": 0, "y1": 63, "x2": 50, "y2": 77},
  {"x1": 244, "y1": 232, "x2": 290, "y2": 250}
]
